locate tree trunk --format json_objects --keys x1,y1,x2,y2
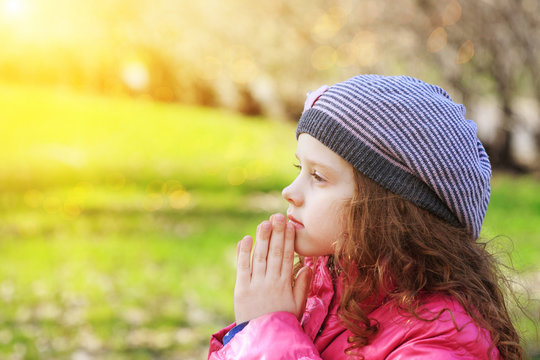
[{"x1": 490, "y1": 102, "x2": 527, "y2": 172}]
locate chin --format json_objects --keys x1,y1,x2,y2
[
  {"x1": 294, "y1": 241, "x2": 331, "y2": 257},
  {"x1": 294, "y1": 242, "x2": 312, "y2": 257}
]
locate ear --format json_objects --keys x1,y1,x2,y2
[{"x1": 302, "y1": 85, "x2": 329, "y2": 114}]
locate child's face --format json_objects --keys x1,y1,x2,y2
[{"x1": 282, "y1": 134, "x2": 355, "y2": 256}]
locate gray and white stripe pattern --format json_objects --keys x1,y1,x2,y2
[{"x1": 297, "y1": 75, "x2": 491, "y2": 238}]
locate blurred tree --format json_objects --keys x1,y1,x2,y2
[
  {"x1": 0, "y1": 0, "x2": 538, "y2": 169},
  {"x1": 384, "y1": 0, "x2": 540, "y2": 170}
]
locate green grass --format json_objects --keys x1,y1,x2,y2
[
  {"x1": 0, "y1": 83, "x2": 538, "y2": 359},
  {"x1": 484, "y1": 175, "x2": 540, "y2": 271},
  {"x1": 0, "y1": 83, "x2": 297, "y2": 192}
]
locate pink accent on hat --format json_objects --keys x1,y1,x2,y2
[{"x1": 303, "y1": 85, "x2": 329, "y2": 114}]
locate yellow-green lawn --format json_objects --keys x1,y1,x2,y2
[{"x1": 0, "y1": 84, "x2": 538, "y2": 359}]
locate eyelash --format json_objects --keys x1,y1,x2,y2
[{"x1": 293, "y1": 163, "x2": 325, "y2": 182}]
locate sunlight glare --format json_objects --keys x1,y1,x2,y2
[
  {"x1": 3, "y1": 0, "x2": 25, "y2": 18},
  {"x1": 121, "y1": 61, "x2": 149, "y2": 91}
]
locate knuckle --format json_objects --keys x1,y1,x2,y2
[
  {"x1": 270, "y1": 247, "x2": 283, "y2": 257},
  {"x1": 254, "y1": 254, "x2": 267, "y2": 263},
  {"x1": 282, "y1": 251, "x2": 294, "y2": 262},
  {"x1": 238, "y1": 241, "x2": 251, "y2": 253},
  {"x1": 286, "y1": 225, "x2": 295, "y2": 235},
  {"x1": 237, "y1": 262, "x2": 250, "y2": 271},
  {"x1": 239, "y1": 246, "x2": 250, "y2": 254}
]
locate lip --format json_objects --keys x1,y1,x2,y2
[{"x1": 287, "y1": 213, "x2": 304, "y2": 230}]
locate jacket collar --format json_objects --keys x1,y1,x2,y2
[
  {"x1": 301, "y1": 256, "x2": 339, "y2": 340},
  {"x1": 300, "y1": 256, "x2": 389, "y2": 341}
]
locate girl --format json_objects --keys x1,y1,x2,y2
[{"x1": 208, "y1": 75, "x2": 522, "y2": 359}]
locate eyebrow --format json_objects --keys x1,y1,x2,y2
[{"x1": 295, "y1": 153, "x2": 339, "y2": 174}]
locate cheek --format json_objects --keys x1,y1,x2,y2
[
  {"x1": 295, "y1": 200, "x2": 349, "y2": 256},
  {"x1": 308, "y1": 201, "x2": 347, "y2": 237},
  {"x1": 326, "y1": 201, "x2": 350, "y2": 237}
]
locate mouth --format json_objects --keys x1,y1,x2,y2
[{"x1": 287, "y1": 213, "x2": 304, "y2": 230}]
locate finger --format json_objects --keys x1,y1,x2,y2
[
  {"x1": 293, "y1": 266, "x2": 313, "y2": 320},
  {"x1": 251, "y1": 221, "x2": 272, "y2": 280},
  {"x1": 236, "y1": 236, "x2": 253, "y2": 287},
  {"x1": 280, "y1": 221, "x2": 295, "y2": 281},
  {"x1": 266, "y1": 213, "x2": 287, "y2": 278}
]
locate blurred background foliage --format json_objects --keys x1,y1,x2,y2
[
  {"x1": 1, "y1": 0, "x2": 539, "y2": 169},
  {"x1": 0, "y1": 0, "x2": 539, "y2": 359}
]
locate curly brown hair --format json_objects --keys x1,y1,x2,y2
[{"x1": 330, "y1": 170, "x2": 523, "y2": 359}]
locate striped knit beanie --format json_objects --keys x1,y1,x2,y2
[{"x1": 297, "y1": 75, "x2": 491, "y2": 238}]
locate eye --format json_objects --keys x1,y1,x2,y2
[
  {"x1": 311, "y1": 170, "x2": 325, "y2": 183},
  {"x1": 293, "y1": 163, "x2": 326, "y2": 183}
]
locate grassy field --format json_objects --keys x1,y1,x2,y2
[{"x1": 0, "y1": 84, "x2": 538, "y2": 359}]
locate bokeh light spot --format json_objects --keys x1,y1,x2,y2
[
  {"x1": 351, "y1": 31, "x2": 378, "y2": 67},
  {"x1": 121, "y1": 60, "x2": 149, "y2": 91},
  {"x1": 71, "y1": 182, "x2": 93, "y2": 204},
  {"x1": 145, "y1": 180, "x2": 164, "y2": 194},
  {"x1": 169, "y1": 190, "x2": 191, "y2": 209},
  {"x1": 43, "y1": 196, "x2": 62, "y2": 214},
  {"x1": 456, "y1": 40, "x2": 474, "y2": 64},
  {"x1": 442, "y1": 0, "x2": 462, "y2": 26},
  {"x1": 245, "y1": 160, "x2": 264, "y2": 180},
  {"x1": 106, "y1": 172, "x2": 125, "y2": 190},
  {"x1": 356, "y1": 0, "x2": 381, "y2": 24},
  {"x1": 228, "y1": 167, "x2": 247, "y2": 186},
  {"x1": 336, "y1": 43, "x2": 356, "y2": 67},
  {"x1": 144, "y1": 194, "x2": 163, "y2": 212},
  {"x1": 23, "y1": 189, "x2": 43, "y2": 208},
  {"x1": 163, "y1": 180, "x2": 184, "y2": 195},
  {"x1": 311, "y1": 46, "x2": 337, "y2": 71},
  {"x1": 311, "y1": 7, "x2": 347, "y2": 41},
  {"x1": 63, "y1": 201, "x2": 81, "y2": 218},
  {"x1": 427, "y1": 27, "x2": 447, "y2": 53},
  {"x1": 311, "y1": 15, "x2": 334, "y2": 41}
]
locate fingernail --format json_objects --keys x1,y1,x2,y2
[
  {"x1": 273, "y1": 213, "x2": 285, "y2": 224},
  {"x1": 262, "y1": 221, "x2": 271, "y2": 230}
]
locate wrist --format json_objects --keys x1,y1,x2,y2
[{"x1": 236, "y1": 309, "x2": 297, "y2": 324}]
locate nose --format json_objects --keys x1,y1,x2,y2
[{"x1": 282, "y1": 178, "x2": 303, "y2": 207}]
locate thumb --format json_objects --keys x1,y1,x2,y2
[{"x1": 293, "y1": 266, "x2": 313, "y2": 320}]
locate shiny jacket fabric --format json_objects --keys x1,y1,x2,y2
[{"x1": 208, "y1": 256, "x2": 500, "y2": 359}]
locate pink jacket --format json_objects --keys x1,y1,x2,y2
[{"x1": 208, "y1": 256, "x2": 500, "y2": 359}]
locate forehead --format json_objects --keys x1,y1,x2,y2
[{"x1": 296, "y1": 133, "x2": 352, "y2": 172}]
